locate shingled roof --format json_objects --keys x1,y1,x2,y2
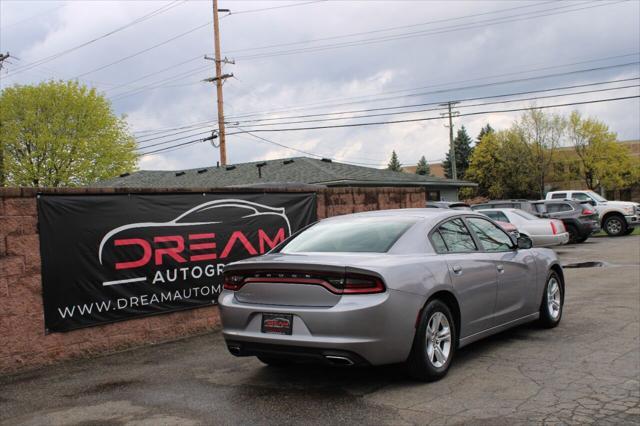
[{"x1": 96, "y1": 157, "x2": 476, "y2": 188}]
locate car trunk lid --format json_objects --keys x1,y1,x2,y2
[{"x1": 224, "y1": 253, "x2": 384, "y2": 307}]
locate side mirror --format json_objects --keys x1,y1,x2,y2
[
  {"x1": 588, "y1": 200, "x2": 596, "y2": 206},
  {"x1": 517, "y1": 235, "x2": 533, "y2": 249}
]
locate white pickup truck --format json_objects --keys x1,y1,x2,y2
[{"x1": 546, "y1": 190, "x2": 640, "y2": 236}]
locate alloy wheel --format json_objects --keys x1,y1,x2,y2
[
  {"x1": 606, "y1": 218, "x2": 623, "y2": 235},
  {"x1": 425, "y1": 312, "x2": 452, "y2": 368},
  {"x1": 546, "y1": 277, "x2": 561, "y2": 320}
]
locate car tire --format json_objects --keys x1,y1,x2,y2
[
  {"x1": 407, "y1": 299, "x2": 456, "y2": 382},
  {"x1": 623, "y1": 228, "x2": 634, "y2": 236},
  {"x1": 576, "y1": 236, "x2": 589, "y2": 243},
  {"x1": 538, "y1": 271, "x2": 563, "y2": 329},
  {"x1": 566, "y1": 224, "x2": 579, "y2": 244},
  {"x1": 257, "y1": 356, "x2": 292, "y2": 367},
  {"x1": 603, "y1": 215, "x2": 627, "y2": 237}
]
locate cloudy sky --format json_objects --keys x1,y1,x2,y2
[{"x1": 1, "y1": 0, "x2": 639, "y2": 171}]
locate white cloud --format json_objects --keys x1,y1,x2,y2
[{"x1": 1, "y1": 0, "x2": 639, "y2": 172}]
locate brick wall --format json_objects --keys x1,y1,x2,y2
[{"x1": 0, "y1": 186, "x2": 425, "y2": 374}]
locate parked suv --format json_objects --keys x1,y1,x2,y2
[
  {"x1": 532, "y1": 200, "x2": 600, "y2": 243},
  {"x1": 545, "y1": 190, "x2": 639, "y2": 236},
  {"x1": 471, "y1": 200, "x2": 547, "y2": 217}
]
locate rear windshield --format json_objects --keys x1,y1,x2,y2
[{"x1": 280, "y1": 217, "x2": 418, "y2": 253}]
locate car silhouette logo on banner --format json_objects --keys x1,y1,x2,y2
[{"x1": 98, "y1": 199, "x2": 292, "y2": 287}]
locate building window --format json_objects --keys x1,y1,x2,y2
[
  {"x1": 606, "y1": 189, "x2": 617, "y2": 200},
  {"x1": 427, "y1": 190, "x2": 441, "y2": 201}
]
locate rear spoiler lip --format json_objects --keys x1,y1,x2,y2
[
  {"x1": 223, "y1": 261, "x2": 386, "y2": 283},
  {"x1": 224, "y1": 261, "x2": 346, "y2": 275}
]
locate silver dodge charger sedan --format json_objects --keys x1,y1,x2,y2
[{"x1": 219, "y1": 209, "x2": 564, "y2": 381}]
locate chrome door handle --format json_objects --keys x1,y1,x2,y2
[
  {"x1": 497, "y1": 264, "x2": 504, "y2": 273},
  {"x1": 452, "y1": 265, "x2": 462, "y2": 274}
]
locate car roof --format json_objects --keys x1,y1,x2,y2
[
  {"x1": 548, "y1": 190, "x2": 595, "y2": 194},
  {"x1": 535, "y1": 199, "x2": 579, "y2": 204},
  {"x1": 474, "y1": 208, "x2": 518, "y2": 212},
  {"x1": 322, "y1": 208, "x2": 466, "y2": 222}
]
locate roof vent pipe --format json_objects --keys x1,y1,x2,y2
[{"x1": 256, "y1": 162, "x2": 267, "y2": 178}]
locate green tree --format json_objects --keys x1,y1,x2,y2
[
  {"x1": 443, "y1": 125, "x2": 474, "y2": 179},
  {"x1": 516, "y1": 109, "x2": 566, "y2": 198},
  {"x1": 415, "y1": 155, "x2": 430, "y2": 175},
  {"x1": 476, "y1": 123, "x2": 494, "y2": 144},
  {"x1": 387, "y1": 150, "x2": 402, "y2": 172},
  {"x1": 0, "y1": 80, "x2": 137, "y2": 187},
  {"x1": 567, "y1": 111, "x2": 639, "y2": 190},
  {"x1": 465, "y1": 129, "x2": 537, "y2": 199}
]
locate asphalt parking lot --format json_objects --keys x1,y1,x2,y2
[{"x1": 1, "y1": 235, "x2": 639, "y2": 425}]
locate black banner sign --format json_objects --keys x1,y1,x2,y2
[{"x1": 38, "y1": 193, "x2": 317, "y2": 332}]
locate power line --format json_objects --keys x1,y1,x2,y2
[
  {"x1": 130, "y1": 75, "x2": 640, "y2": 140},
  {"x1": 227, "y1": 61, "x2": 640, "y2": 121},
  {"x1": 235, "y1": 132, "x2": 397, "y2": 167},
  {"x1": 103, "y1": 55, "x2": 203, "y2": 94},
  {"x1": 130, "y1": 60, "x2": 639, "y2": 136},
  {"x1": 138, "y1": 137, "x2": 206, "y2": 155},
  {"x1": 4, "y1": 1, "x2": 185, "y2": 78},
  {"x1": 74, "y1": 21, "x2": 210, "y2": 79},
  {"x1": 224, "y1": 0, "x2": 555, "y2": 54},
  {"x1": 109, "y1": 64, "x2": 211, "y2": 101},
  {"x1": 229, "y1": 0, "x2": 326, "y2": 16},
  {"x1": 1, "y1": 4, "x2": 65, "y2": 29},
  {"x1": 135, "y1": 95, "x2": 640, "y2": 156},
  {"x1": 137, "y1": 130, "x2": 215, "y2": 149},
  {"x1": 231, "y1": 1, "x2": 625, "y2": 61},
  {"x1": 227, "y1": 95, "x2": 640, "y2": 134},
  {"x1": 228, "y1": 82, "x2": 640, "y2": 128},
  {"x1": 226, "y1": 55, "x2": 639, "y2": 120}
]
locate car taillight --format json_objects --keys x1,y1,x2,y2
[
  {"x1": 223, "y1": 270, "x2": 386, "y2": 294},
  {"x1": 343, "y1": 274, "x2": 386, "y2": 294},
  {"x1": 582, "y1": 208, "x2": 595, "y2": 215},
  {"x1": 223, "y1": 274, "x2": 245, "y2": 290},
  {"x1": 550, "y1": 221, "x2": 558, "y2": 235}
]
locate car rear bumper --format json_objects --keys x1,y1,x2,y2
[
  {"x1": 575, "y1": 219, "x2": 601, "y2": 236},
  {"x1": 531, "y1": 232, "x2": 570, "y2": 247},
  {"x1": 218, "y1": 289, "x2": 424, "y2": 365}
]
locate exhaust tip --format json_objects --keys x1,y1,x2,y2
[
  {"x1": 228, "y1": 345, "x2": 241, "y2": 356},
  {"x1": 324, "y1": 355, "x2": 354, "y2": 366}
]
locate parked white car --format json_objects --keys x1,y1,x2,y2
[
  {"x1": 545, "y1": 190, "x2": 639, "y2": 237},
  {"x1": 477, "y1": 208, "x2": 569, "y2": 247}
]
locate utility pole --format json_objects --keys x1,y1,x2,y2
[
  {"x1": 0, "y1": 53, "x2": 7, "y2": 186},
  {"x1": 440, "y1": 101, "x2": 460, "y2": 180},
  {"x1": 0, "y1": 52, "x2": 10, "y2": 70},
  {"x1": 208, "y1": 0, "x2": 231, "y2": 165}
]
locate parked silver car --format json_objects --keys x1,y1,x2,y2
[
  {"x1": 219, "y1": 209, "x2": 564, "y2": 381},
  {"x1": 477, "y1": 208, "x2": 569, "y2": 247}
]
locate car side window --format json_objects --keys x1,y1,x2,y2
[
  {"x1": 431, "y1": 230, "x2": 448, "y2": 253},
  {"x1": 551, "y1": 193, "x2": 566, "y2": 199},
  {"x1": 467, "y1": 218, "x2": 513, "y2": 252},
  {"x1": 483, "y1": 211, "x2": 510, "y2": 223},
  {"x1": 436, "y1": 218, "x2": 478, "y2": 253},
  {"x1": 572, "y1": 192, "x2": 591, "y2": 201},
  {"x1": 558, "y1": 203, "x2": 573, "y2": 212},
  {"x1": 546, "y1": 204, "x2": 561, "y2": 213}
]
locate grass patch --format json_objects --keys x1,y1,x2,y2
[{"x1": 593, "y1": 226, "x2": 640, "y2": 237}]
